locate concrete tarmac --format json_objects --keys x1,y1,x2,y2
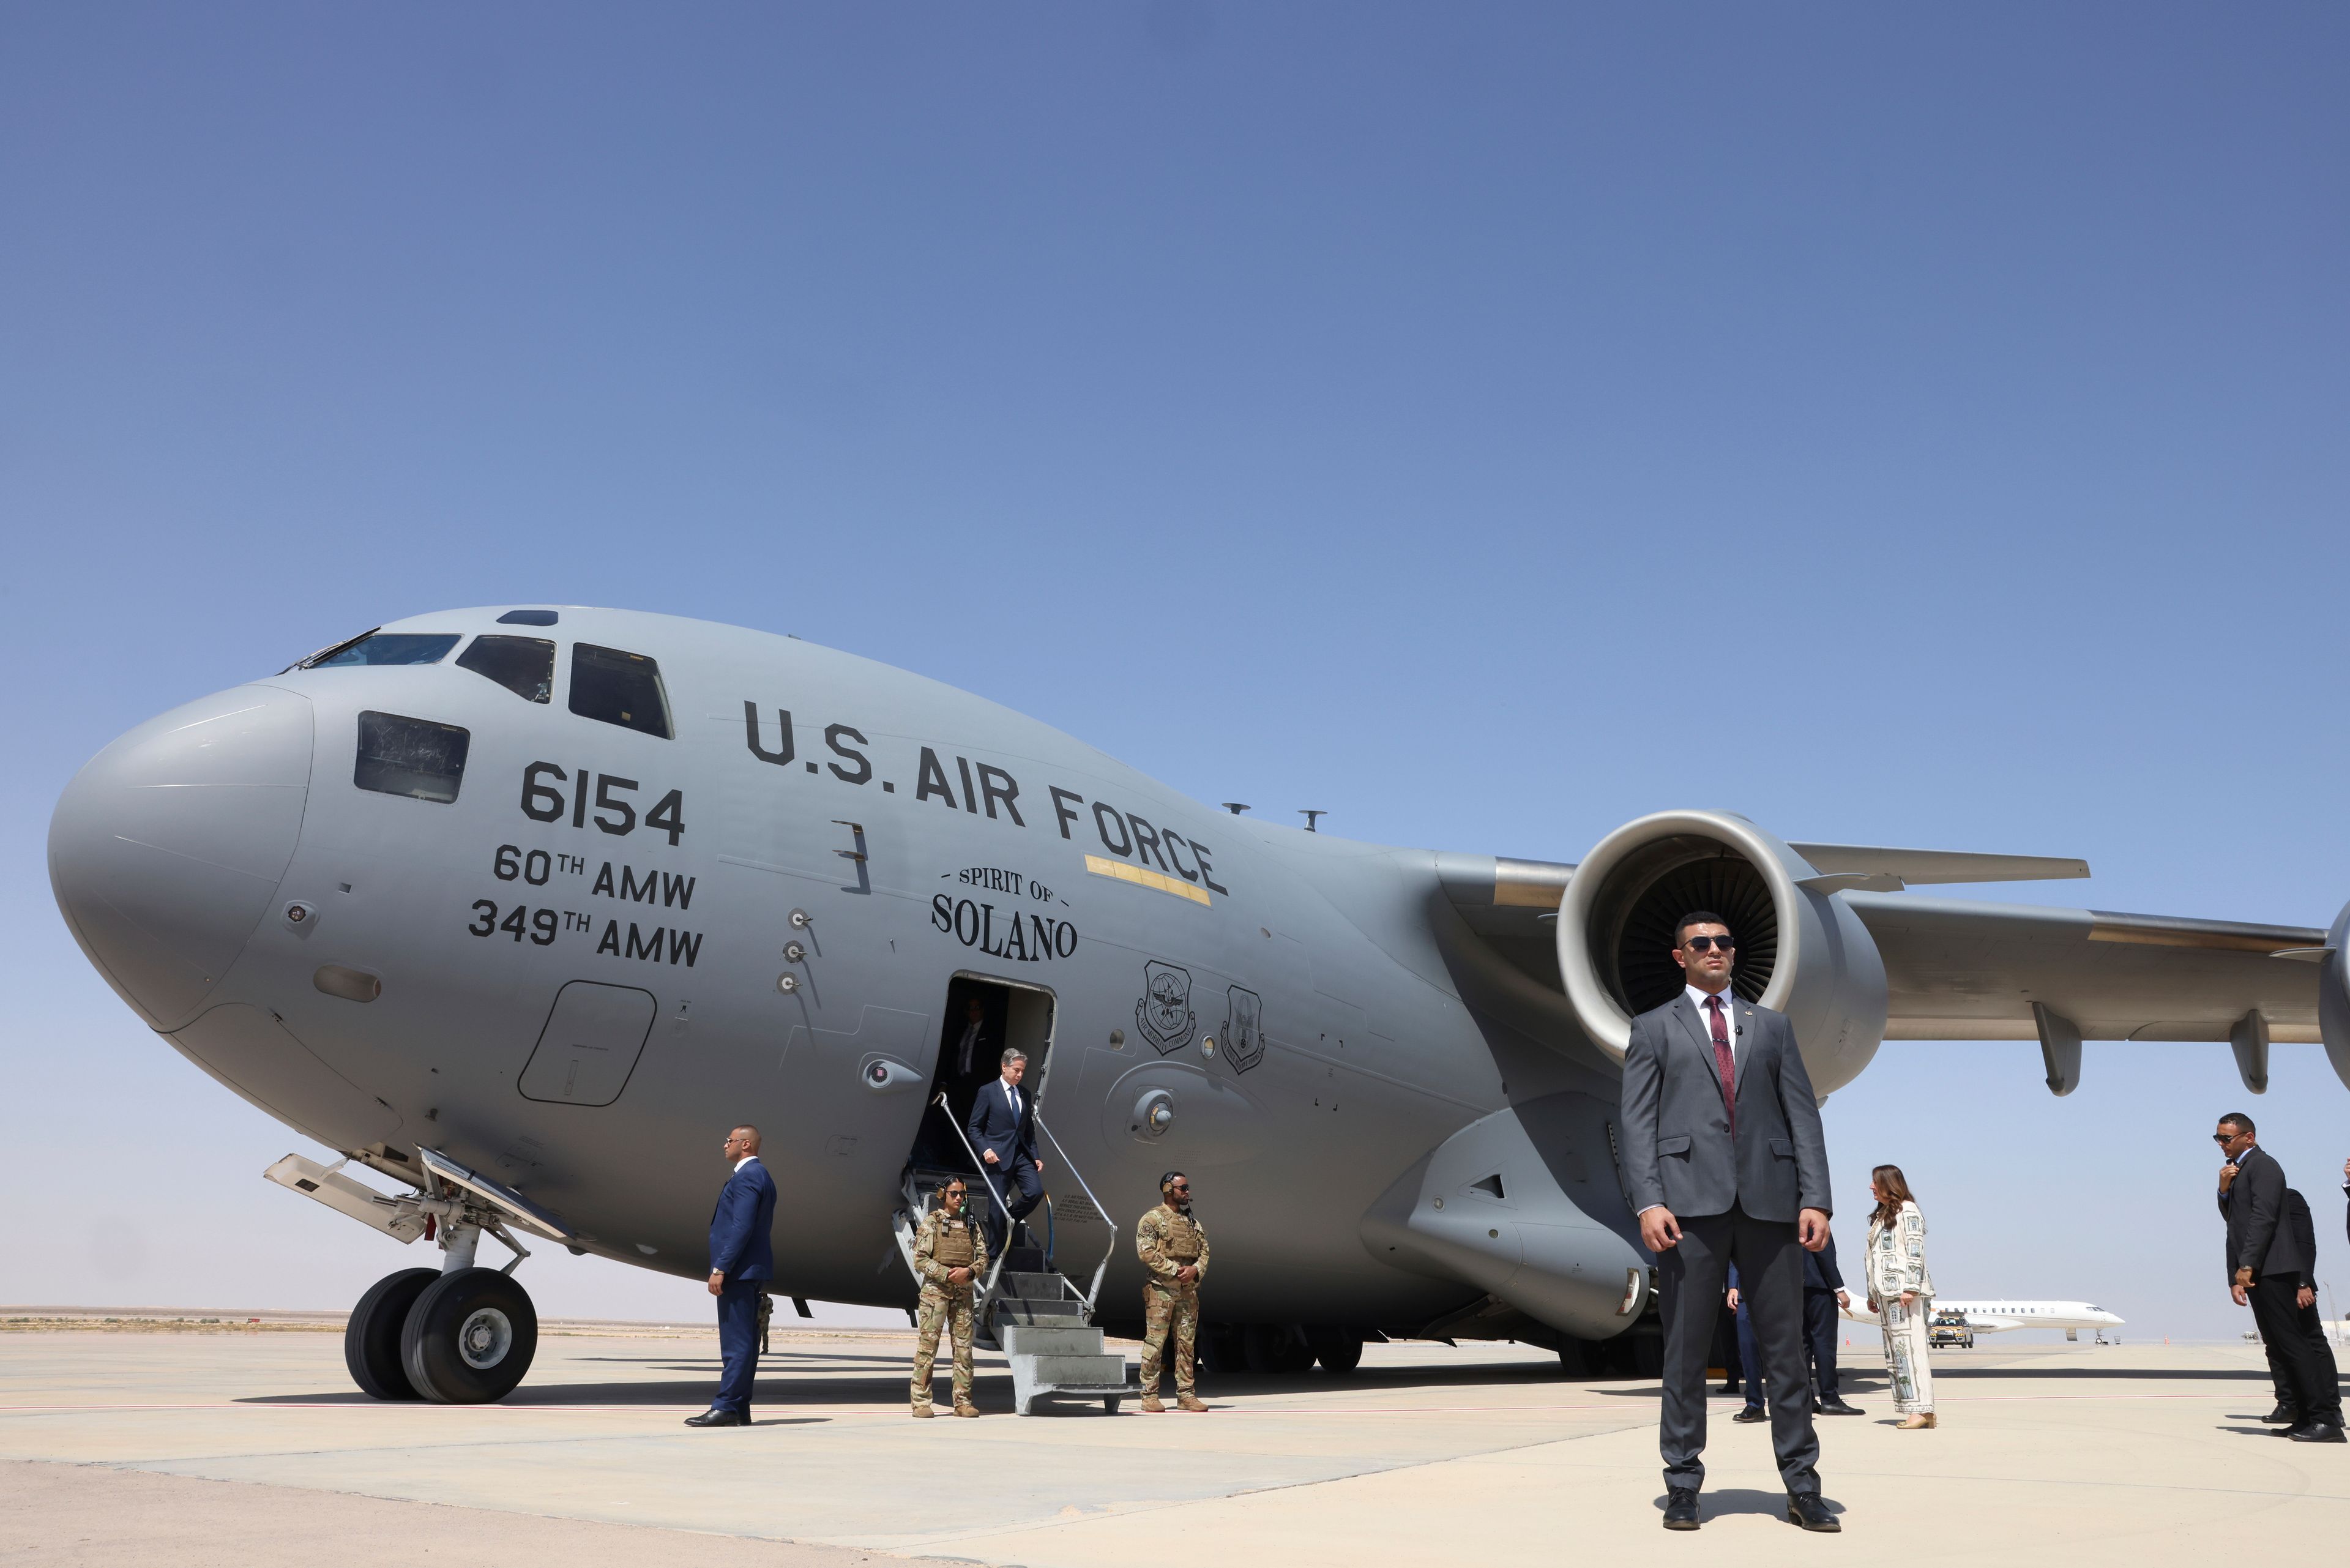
[{"x1": 4, "y1": 1321, "x2": 2345, "y2": 1564}]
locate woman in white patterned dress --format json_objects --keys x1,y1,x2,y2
[{"x1": 1865, "y1": 1164, "x2": 1937, "y2": 1429}]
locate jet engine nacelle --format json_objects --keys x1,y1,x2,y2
[
  {"x1": 2318, "y1": 900, "x2": 2350, "y2": 1092},
  {"x1": 1556, "y1": 810, "x2": 1887, "y2": 1096}
]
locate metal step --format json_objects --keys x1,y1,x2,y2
[
  {"x1": 991, "y1": 1299, "x2": 1086, "y2": 1324},
  {"x1": 999, "y1": 1271, "x2": 1069, "y2": 1300},
  {"x1": 1019, "y1": 1351, "x2": 1129, "y2": 1384},
  {"x1": 998, "y1": 1323, "x2": 1104, "y2": 1356}
]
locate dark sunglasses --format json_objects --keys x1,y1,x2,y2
[
  {"x1": 1169, "y1": 1182, "x2": 1191, "y2": 1192},
  {"x1": 1680, "y1": 936, "x2": 1735, "y2": 953},
  {"x1": 2211, "y1": 1133, "x2": 2240, "y2": 1144}
]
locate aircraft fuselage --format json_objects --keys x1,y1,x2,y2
[{"x1": 50, "y1": 607, "x2": 1643, "y2": 1333}]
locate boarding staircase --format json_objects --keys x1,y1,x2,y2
[{"x1": 892, "y1": 1096, "x2": 1137, "y2": 1415}]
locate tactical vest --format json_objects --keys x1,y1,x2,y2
[
  {"x1": 934, "y1": 1219, "x2": 975, "y2": 1269},
  {"x1": 1160, "y1": 1210, "x2": 1203, "y2": 1262}
]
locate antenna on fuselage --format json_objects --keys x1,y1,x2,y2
[
  {"x1": 1221, "y1": 802, "x2": 1250, "y2": 815},
  {"x1": 1299, "y1": 810, "x2": 1327, "y2": 832}
]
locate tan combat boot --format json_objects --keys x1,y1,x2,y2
[
  {"x1": 1176, "y1": 1392, "x2": 1209, "y2": 1413},
  {"x1": 1140, "y1": 1390, "x2": 1165, "y2": 1413},
  {"x1": 952, "y1": 1403, "x2": 980, "y2": 1419},
  {"x1": 911, "y1": 1402, "x2": 935, "y2": 1419}
]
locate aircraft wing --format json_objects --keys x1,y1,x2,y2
[
  {"x1": 1846, "y1": 892, "x2": 2325, "y2": 1045},
  {"x1": 1434, "y1": 825, "x2": 2340, "y2": 1095}
]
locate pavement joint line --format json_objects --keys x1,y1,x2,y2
[{"x1": 3, "y1": 1385, "x2": 2281, "y2": 1416}]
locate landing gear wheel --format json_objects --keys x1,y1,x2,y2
[
  {"x1": 400, "y1": 1267, "x2": 539, "y2": 1404},
  {"x1": 1243, "y1": 1324, "x2": 1316, "y2": 1375},
  {"x1": 1304, "y1": 1326, "x2": 1363, "y2": 1375},
  {"x1": 345, "y1": 1268, "x2": 438, "y2": 1400}
]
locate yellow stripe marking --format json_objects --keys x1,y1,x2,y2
[{"x1": 1084, "y1": 854, "x2": 1212, "y2": 906}]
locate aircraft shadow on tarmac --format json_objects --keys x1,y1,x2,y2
[{"x1": 236, "y1": 1352, "x2": 1658, "y2": 1410}]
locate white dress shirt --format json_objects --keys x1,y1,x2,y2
[
  {"x1": 999, "y1": 1078, "x2": 1022, "y2": 1121},
  {"x1": 1686, "y1": 985, "x2": 1742, "y2": 1070},
  {"x1": 734, "y1": 1154, "x2": 759, "y2": 1173}
]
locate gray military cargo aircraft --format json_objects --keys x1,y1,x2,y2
[{"x1": 46, "y1": 606, "x2": 2350, "y2": 1405}]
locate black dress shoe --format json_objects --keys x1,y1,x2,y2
[
  {"x1": 1817, "y1": 1397, "x2": 1865, "y2": 1416},
  {"x1": 2287, "y1": 1421, "x2": 2348, "y2": 1443},
  {"x1": 2263, "y1": 1403, "x2": 2302, "y2": 1425},
  {"x1": 1662, "y1": 1486, "x2": 1700, "y2": 1530},
  {"x1": 1786, "y1": 1493, "x2": 1841, "y2": 1532},
  {"x1": 1733, "y1": 1405, "x2": 1769, "y2": 1423},
  {"x1": 683, "y1": 1408, "x2": 748, "y2": 1427}
]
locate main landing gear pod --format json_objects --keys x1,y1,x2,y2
[{"x1": 267, "y1": 1144, "x2": 574, "y2": 1403}]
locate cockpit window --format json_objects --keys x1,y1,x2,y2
[
  {"x1": 354, "y1": 711, "x2": 471, "y2": 803},
  {"x1": 569, "y1": 643, "x2": 671, "y2": 739},
  {"x1": 457, "y1": 635, "x2": 555, "y2": 703},
  {"x1": 306, "y1": 631, "x2": 462, "y2": 668}
]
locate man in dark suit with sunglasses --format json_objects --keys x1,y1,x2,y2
[
  {"x1": 1621, "y1": 912, "x2": 1838, "y2": 1533},
  {"x1": 2215, "y1": 1113, "x2": 2342, "y2": 1441}
]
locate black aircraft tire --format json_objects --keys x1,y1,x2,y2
[
  {"x1": 345, "y1": 1268, "x2": 439, "y2": 1400},
  {"x1": 400, "y1": 1268, "x2": 539, "y2": 1404},
  {"x1": 1244, "y1": 1324, "x2": 1316, "y2": 1375},
  {"x1": 1304, "y1": 1326, "x2": 1363, "y2": 1375}
]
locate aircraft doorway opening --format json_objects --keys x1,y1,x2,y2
[{"x1": 911, "y1": 975, "x2": 1056, "y2": 1181}]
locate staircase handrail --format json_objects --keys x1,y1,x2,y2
[
  {"x1": 1031, "y1": 1111, "x2": 1119, "y2": 1317},
  {"x1": 928, "y1": 1092, "x2": 1015, "y2": 1305}
]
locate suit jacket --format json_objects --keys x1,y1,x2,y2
[
  {"x1": 2217, "y1": 1145, "x2": 2308, "y2": 1282},
  {"x1": 952, "y1": 1019, "x2": 992, "y2": 1078},
  {"x1": 707, "y1": 1157, "x2": 777, "y2": 1281},
  {"x1": 967, "y1": 1076, "x2": 1039, "y2": 1169},
  {"x1": 2283, "y1": 1189, "x2": 2318, "y2": 1289},
  {"x1": 1620, "y1": 991, "x2": 1831, "y2": 1225},
  {"x1": 1804, "y1": 1231, "x2": 1845, "y2": 1292}
]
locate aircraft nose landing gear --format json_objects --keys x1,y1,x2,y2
[
  {"x1": 401, "y1": 1267, "x2": 539, "y2": 1403},
  {"x1": 345, "y1": 1267, "x2": 439, "y2": 1400},
  {"x1": 274, "y1": 1146, "x2": 572, "y2": 1404}
]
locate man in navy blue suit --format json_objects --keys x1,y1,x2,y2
[
  {"x1": 967, "y1": 1049, "x2": 1045, "y2": 1253},
  {"x1": 1729, "y1": 1233, "x2": 1860, "y2": 1421},
  {"x1": 687, "y1": 1123, "x2": 777, "y2": 1427}
]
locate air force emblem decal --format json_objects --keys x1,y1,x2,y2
[
  {"x1": 1136, "y1": 961, "x2": 1195, "y2": 1054},
  {"x1": 1223, "y1": 985, "x2": 1266, "y2": 1073}
]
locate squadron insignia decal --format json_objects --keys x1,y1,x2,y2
[
  {"x1": 1223, "y1": 985, "x2": 1266, "y2": 1073},
  {"x1": 1136, "y1": 961, "x2": 1196, "y2": 1055}
]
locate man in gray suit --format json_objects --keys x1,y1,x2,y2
[{"x1": 1621, "y1": 911, "x2": 1838, "y2": 1533}]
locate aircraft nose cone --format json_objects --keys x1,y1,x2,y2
[{"x1": 49, "y1": 684, "x2": 314, "y2": 1029}]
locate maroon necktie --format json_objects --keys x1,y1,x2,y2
[{"x1": 1706, "y1": 995, "x2": 1736, "y2": 1134}]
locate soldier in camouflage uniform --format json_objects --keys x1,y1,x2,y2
[
  {"x1": 1136, "y1": 1170, "x2": 1210, "y2": 1413},
  {"x1": 909, "y1": 1176, "x2": 989, "y2": 1417}
]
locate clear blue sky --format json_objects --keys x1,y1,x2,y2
[{"x1": 4, "y1": 5, "x2": 2345, "y2": 1338}]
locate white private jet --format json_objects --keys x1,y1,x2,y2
[{"x1": 1841, "y1": 1298, "x2": 2124, "y2": 1342}]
